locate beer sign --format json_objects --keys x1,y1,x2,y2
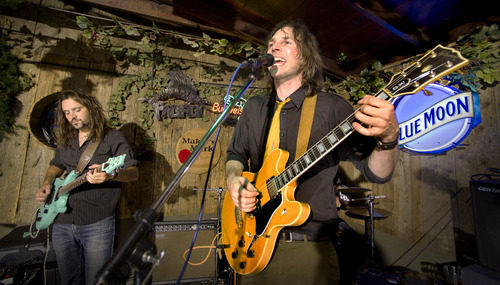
[{"x1": 393, "y1": 83, "x2": 482, "y2": 154}]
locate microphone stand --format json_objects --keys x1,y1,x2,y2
[{"x1": 95, "y1": 72, "x2": 257, "y2": 285}]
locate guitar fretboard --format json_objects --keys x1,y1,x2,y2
[
  {"x1": 266, "y1": 113, "x2": 357, "y2": 198},
  {"x1": 58, "y1": 175, "x2": 87, "y2": 198}
]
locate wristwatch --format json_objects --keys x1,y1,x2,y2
[{"x1": 375, "y1": 137, "x2": 399, "y2": 150}]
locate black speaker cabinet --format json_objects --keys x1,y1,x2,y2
[
  {"x1": 151, "y1": 220, "x2": 217, "y2": 284},
  {"x1": 470, "y1": 179, "x2": 500, "y2": 272}
]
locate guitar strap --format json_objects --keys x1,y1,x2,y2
[
  {"x1": 75, "y1": 139, "x2": 101, "y2": 175},
  {"x1": 295, "y1": 92, "x2": 317, "y2": 160}
]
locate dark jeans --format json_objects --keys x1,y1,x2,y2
[
  {"x1": 238, "y1": 238, "x2": 340, "y2": 285},
  {"x1": 52, "y1": 215, "x2": 115, "y2": 285}
]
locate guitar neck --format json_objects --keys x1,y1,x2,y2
[{"x1": 57, "y1": 174, "x2": 88, "y2": 198}]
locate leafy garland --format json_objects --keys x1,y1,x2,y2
[
  {"x1": 0, "y1": 30, "x2": 35, "y2": 142},
  {"x1": 77, "y1": 16, "x2": 267, "y2": 129},
  {"x1": 323, "y1": 60, "x2": 394, "y2": 101},
  {"x1": 444, "y1": 24, "x2": 500, "y2": 92},
  {"x1": 329, "y1": 24, "x2": 500, "y2": 101}
]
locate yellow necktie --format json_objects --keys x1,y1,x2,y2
[{"x1": 264, "y1": 98, "x2": 290, "y2": 159}]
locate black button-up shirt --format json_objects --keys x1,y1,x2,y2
[{"x1": 50, "y1": 129, "x2": 139, "y2": 225}]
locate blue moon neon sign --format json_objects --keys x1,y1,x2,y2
[{"x1": 393, "y1": 83, "x2": 482, "y2": 154}]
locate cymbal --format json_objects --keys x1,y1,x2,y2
[
  {"x1": 334, "y1": 185, "x2": 372, "y2": 193},
  {"x1": 346, "y1": 206, "x2": 392, "y2": 219}
]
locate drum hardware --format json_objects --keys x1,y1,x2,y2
[
  {"x1": 346, "y1": 206, "x2": 392, "y2": 219},
  {"x1": 334, "y1": 183, "x2": 372, "y2": 210},
  {"x1": 213, "y1": 187, "x2": 233, "y2": 284},
  {"x1": 334, "y1": 184, "x2": 372, "y2": 194},
  {"x1": 356, "y1": 266, "x2": 440, "y2": 285},
  {"x1": 336, "y1": 191, "x2": 351, "y2": 210},
  {"x1": 346, "y1": 194, "x2": 390, "y2": 265}
]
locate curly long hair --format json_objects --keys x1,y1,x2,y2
[
  {"x1": 264, "y1": 18, "x2": 324, "y2": 97},
  {"x1": 54, "y1": 89, "x2": 111, "y2": 146}
]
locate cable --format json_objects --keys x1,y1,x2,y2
[
  {"x1": 43, "y1": 227, "x2": 51, "y2": 285},
  {"x1": 390, "y1": 187, "x2": 470, "y2": 267},
  {"x1": 390, "y1": 168, "x2": 500, "y2": 268},
  {"x1": 182, "y1": 232, "x2": 222, "y2": 266},
  {"x1": 403, "y1": 212, "x2": 455, "y2": 268},
  {"x1": 27, "y1": 208, "x2": 40, "y2": 239}
]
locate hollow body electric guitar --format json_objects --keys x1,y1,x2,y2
[
  {"x1": 35, "y1": 154, "x2": 126, "y2": 230},
  {"x1": 221, "y1": 45, "x2": 469, "y2": 275}
]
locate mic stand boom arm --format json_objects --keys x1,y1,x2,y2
[{"x1": 95, "y1": 73, "x2": 256, "y2": 284}]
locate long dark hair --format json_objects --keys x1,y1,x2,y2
[
  {"x1": 264, "y1": 19, "x2": 324, "y2": 97},
  {"x1": 54, "y1": 89, "x2": 111, "y2": 146}
]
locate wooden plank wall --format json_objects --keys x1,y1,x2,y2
[
  {"x1": 1, "y1": 0, "x2": 499, "y2": 267},
  {"x1": 339, "y1": 84, "x2": 499, "y2": 261}
]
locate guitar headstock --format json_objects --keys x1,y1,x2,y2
[
  {"x1": 384, "y1": 45, "x2": 469, "y2": 98},
  {"x1": 102, "y1": 154, "x2": 126, "y2": 174}
]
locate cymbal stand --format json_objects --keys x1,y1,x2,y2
[
  {"x1": 350, "y1": 194, "x2": 386, "y2": 265},
  {"x1": 367, "y1": 194, "x2": 375, "y2": 264},
  {"x1": 214, "y1": 187, "x2": 233, "y2": 284}
]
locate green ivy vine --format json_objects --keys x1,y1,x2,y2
[
  {"x1": 76, "y1": 15, "x2": 266, "y2": 127},
  {"x1": 326, "y1": 24, "x2": 499, "y2": 100},
  {"x1": 445, "y1": 24, "x2": 500, "y2": 92},
  {"x1": 323, "y1": 60, "x2": 394, "y2": 101},
  {"x1": 76, "y1": 16, "x2": 264, "y2": 59},
  {"x1": 0, "y1": 30, "x2": 35, "y2": 142}
]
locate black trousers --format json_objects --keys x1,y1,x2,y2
[{"x1": 237, "y1": 238, "x2": 340, "y2": 285}]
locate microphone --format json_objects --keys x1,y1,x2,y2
[{"x1": 241, "y1": 54, "x2": 275, "y2": 68}]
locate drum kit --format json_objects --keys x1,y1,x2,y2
[
  {"x1": 334, "y1": 183, "x2": 391, "y2": 264},
  {"x1": 335, "y1": 184, "x2": 443, "y2": 285}
]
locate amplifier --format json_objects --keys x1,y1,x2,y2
[
  {"x1": 0, "y1": 226, "x2": 56, "y2": 270},
  {"x1": 151, "y1": 220, "x2": 217, "y2": 284},
  {"x1": 470, "y1": 179, "x2": 500, "y2": 272}
]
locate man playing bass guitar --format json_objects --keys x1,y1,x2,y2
[{"x1": 35, "y1": 89, "x2": 139, "y2": 285}]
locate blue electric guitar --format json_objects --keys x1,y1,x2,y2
[{"x1": 35, "y1": 154, "x2": 126, "y2": 230}]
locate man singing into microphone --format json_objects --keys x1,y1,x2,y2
[{"x1": 225, "y1": 19, "x2": 399, "y2": 284}]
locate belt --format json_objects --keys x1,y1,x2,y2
[{"x1": 279, "y1": 231, "x2": 331, "y2": 242}]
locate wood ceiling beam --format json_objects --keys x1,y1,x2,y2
[{"x1": 74, "y1": 0, "x2": 267, "y2": 44}]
